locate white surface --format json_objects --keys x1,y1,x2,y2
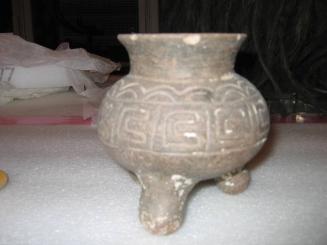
[
  {"x1": 10, "y1": 65, "x2": 72, "y2": 88},
  {"x1": 0, "y1": 124, "x2": 326, "y2": 245}
]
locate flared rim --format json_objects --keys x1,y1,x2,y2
[{"x1": 118, "y1": 33, "x2": 247, "y2": 41}]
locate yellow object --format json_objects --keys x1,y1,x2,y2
[{"x1": 0, "y1": 170, "x2": 8, "y2": 189}]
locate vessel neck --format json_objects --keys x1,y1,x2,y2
[{"x1": 118, "y1": 34, "x2": 245, "y2": 83}]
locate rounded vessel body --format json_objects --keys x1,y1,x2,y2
[{"x1": 98, "y1": 33, "x2": 270, "y2": 235}]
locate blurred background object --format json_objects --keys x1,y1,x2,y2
[
  {"x1": 1, "y1": 0, "x2": 326, "y2": 115},
  {"x1": 0, "y1": 169, "x2": 8, "y2": 190}
]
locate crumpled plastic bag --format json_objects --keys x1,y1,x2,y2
[{"x1": 0, "y1": 33, "x2": 120, "y2": 105}]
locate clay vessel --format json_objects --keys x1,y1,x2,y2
[{"x1": 97, "y1": 33, "x2": 270, "y2": 235}]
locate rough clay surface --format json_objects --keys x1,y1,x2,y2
[
  {"x1": 97, "y1": 34, "x2": 270, "y2": 234},
  {"x1": 217, "y1": 169, "x2": 251, "y2": 195},
  {"x1": 0, "y1": 125, "x2": 327, "y2": 244}
]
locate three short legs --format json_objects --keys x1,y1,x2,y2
[{"x1": 135, "y1": 168, "x2": 250, "y2": 235}]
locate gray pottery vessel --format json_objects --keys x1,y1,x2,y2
[{"x1": 97, "y1": 33, "x2": 270, "y2": 235}]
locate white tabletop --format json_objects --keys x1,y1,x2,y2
[{"x1": 0, "y1": 124, "x2": 326, "y2": 245}]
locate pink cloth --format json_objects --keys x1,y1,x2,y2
[{"x1": 0, "y1": 116, "x2": 91, "y2": 125}]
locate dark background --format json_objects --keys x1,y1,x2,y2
[
  {"x1": 0, "y1": 0, "x2": 13, "y2": 32},
  {"x1": 1, "y1": 0, "x2": 327, "y2": 115}
]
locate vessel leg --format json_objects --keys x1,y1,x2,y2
[{"x1": 137, "y1": 173, "x2": 196, "y2": 235}]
